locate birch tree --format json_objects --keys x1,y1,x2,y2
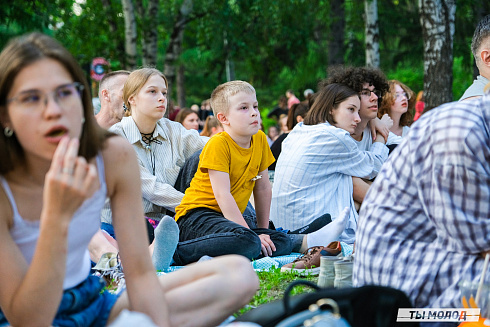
[
  {"x1": 419, "y1": 0, "x2": 456, "y2": 110},
  {"x1": 121, "y1": 0, "x2": 137, "y2": 70},
  {"x1": 365, "y1": 0, "x2": 379, "y2": 68},
  {"x1": 163, "y1": 0, "x2": 193, "y2": 107},
  {"x1": 101, "y1": 0, "x2": 126, "y2": 68},
  {"x1": 135, "y1": 0, "x2": 159, "y2": 67}
]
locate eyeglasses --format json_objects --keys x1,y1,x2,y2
[
  {"x1": 7, "y1": 82, "x2": 84, "y2": 111},
  {"x1": 360, "y1": 89, "x2": 381, "y2": 98},
  {"x1": 395, "y1": 92, "x2": 411, "y2": 100}
]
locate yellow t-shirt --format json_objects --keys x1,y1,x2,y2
[{"x1": 175, "y1": 130, "x2": 275, "y2": 221}]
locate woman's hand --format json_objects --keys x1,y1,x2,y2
[
  {"x1": 380, "y1": 114, "x2": 393, "y2": 129},
  {"x1": 369, "y1": 117, "x2": 390, "y2": 142},
  {"x1": 42, "y1": 137, "x2": 98, "y2": 223},
  {"x1": 258, "y1": 234, "x2": 276, "y2": 257}
]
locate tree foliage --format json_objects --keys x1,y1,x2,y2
[{"x1": 0, "y1": 0, "x2": 488, "y2": 110}]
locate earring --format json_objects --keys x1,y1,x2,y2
[
  {"x1": 4, "y1": 127, "x2": 13, "y2": 137},
  {"x1": 81, "y1": 117, "x2": 86, "y2": 124}
]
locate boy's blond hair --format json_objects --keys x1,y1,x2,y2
[{"x1": 210, "y1": 80, "x2": 255, "y2": 116}]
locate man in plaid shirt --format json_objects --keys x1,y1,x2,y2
[{"x1": 354, "y1": 91, "x2": 490, "y2": 309}]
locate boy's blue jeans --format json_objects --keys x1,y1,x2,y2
[
  {"x1": 0, "y1": 275, "x2": 118, "y2": 327},
  {"x1": 173, "y1": 207, "x2": 295, "y2": 266}
]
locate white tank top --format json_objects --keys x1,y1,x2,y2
[{"x1": 1, "y1": 154, "x2": 107, "y2": 289}]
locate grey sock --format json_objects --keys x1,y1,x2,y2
[{"x1": 152, "y1": 215, "x2": 179, "y2": 272}]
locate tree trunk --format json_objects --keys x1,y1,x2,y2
[
  {"x1": 163, "y1": 0, "x2": 193, "y2": 101},
  {"x1": 143, "y1": 0, "x2": 159, "y2": 67},
  {"x1": 223, "y1": 30, "x2": 235, "y2": 81},
  {"x1": 328, "y1": 0, "x2": 345, "y2": 67},
  {"x1": 121, "y1": 0, "x2": 137, "y2": 70},
  {"x1": 364, "y1": 0, "x2": 380, "y2": 68},
  {"x1": 101, "y1": 0, "x2": 125, "y2": 68},
  {"x1": 136, "y1": 0, "x2": 159, "y2": 67},
  {"x1": 177, "y1": 65, "x2": 186, "y2": 108},
  {"x1": 419, "y1": 0, "x2": 456, "y2": 111}
]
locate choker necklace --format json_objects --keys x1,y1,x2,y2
[
  {"x1": 140, "y1": 130, "x2": 161, "y2": 175},
  {"x1": 140, "y1": 131, "x2": 162, "y2": 146}
]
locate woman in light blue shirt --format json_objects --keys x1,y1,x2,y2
[{"x1": 270, "y1": 83, "x2": 389, "y2": 244}]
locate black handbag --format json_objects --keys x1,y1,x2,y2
[{"x1": 235, "y1": 280, "x2": 419, "y2": 327}]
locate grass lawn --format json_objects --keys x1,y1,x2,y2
[{"x1": 236, "y1": 266, "x2": 318, "y2": 316}]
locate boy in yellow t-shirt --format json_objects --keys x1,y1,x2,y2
[{"x1": 173, "y1": 81, "x2": 348, "y2": 266}]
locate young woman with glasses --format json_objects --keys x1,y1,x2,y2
[
  {"x1": 0, "y1": 32, "x2": 257, "y2": 327},
  {"x1": 378, "y1": 80, "x2": 415, "y2": 137}
]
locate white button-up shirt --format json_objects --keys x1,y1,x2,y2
[{"x1": 101, "y1": 116, "x2": 206, "y2": 223}]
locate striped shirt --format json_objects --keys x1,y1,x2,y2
[
  {"x1": 354, "y1": 94, "x2": 490, "y2": 308},
  {"x1": 101, "y1": 116, "x2": 206, "y2": 223},
  {"x1": 270, "y1": 122, "x2": 389, "y2": 244}
]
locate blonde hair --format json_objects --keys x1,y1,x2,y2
[
  {"x1": 210, "y1": 80, "x2": 255, "y2": 116},
  {"x1": 200, "y1": 116, "x2": 222, "y2": 136},
  {"x1": 123, "y1": 68, "x2": 168, "y2": 115}
]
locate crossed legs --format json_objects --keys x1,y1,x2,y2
[{"x1": 108, "y1": 255, "x2": 259, "y2": 327}]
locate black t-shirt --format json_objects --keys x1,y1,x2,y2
[{"x1": 269, "y1": 133, "x2": 288, "y2": 171}]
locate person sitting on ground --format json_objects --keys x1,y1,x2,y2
[
  {"x1": 91, "y1": 70, "x2": 181, "y2": 271},
  {"x1": 200, "y1": 115, "x2": 223, "y2": 137},
  {"x1": 323, "y1": 66, "x2": 398, "y2": 148},
  {"x1": 91, "y1": 70, "x2": 131, "y2": 264},
  {"x1": 460, "y1": 14, "x2": 490, "y2": 101},
  {"x1": 286, "y1": 89, "x2": 300, "y2": 109},
  {"x1": 278, "y1": 113, "x2": 289, "y2": 134},
  {"x1": 266, "y1": 125, "x2": 280, "y2": 146},
  {"x1": 268, "y1": 102, "x2": 310, "y2": 183},
  {"x1": 0, "y1": 32, "x2": 258, "y2": 327},
  {"x1": 172, "y1": 81, "x2": 350, "y2": 267},
  {"x1": 322, "y1": 67, "x2": 399, "y2": 208},
  {"x1": 270, "y1": 84, "x2": 388, "y2": 245},
  {"x1": 198, "y1": 99, "x2": 213, "y2": 130},
  {"x1": 100, "y1": 68, "x2": 207, "y2": 270},
  {"x1": 378, "y1": 80, "x2": 414, "y2": 137},
  {"x1": 95, "y1": 70, "x2": 130, "y2": 129},
  {"x1": 354, "y1": 85, "x2": 490, "y2": 318},
  {"x1": 175, "y1": 107, "x2": 200, "y2": 131},
  {"x1": 267, "y1": 95, "x2": 288, "y2": 121}
]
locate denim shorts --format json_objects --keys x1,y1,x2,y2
[{"x1": 0, "y1": 275, "x2": 119, "y2": 327}]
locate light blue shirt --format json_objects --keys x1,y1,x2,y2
[
  {"x1": 354, "y1": 126, "x2": 403, "y2": 151},
  {"x1": 270, "y1": 122, "x2": 389, "y2": 244}
]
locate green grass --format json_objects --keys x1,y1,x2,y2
[{"x1": 236, "y1": 266, "x2": 318, "y2": 316}]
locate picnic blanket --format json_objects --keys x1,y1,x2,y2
[{"x1": 155, "y1": 242, "x2": 354, "y2": 275}]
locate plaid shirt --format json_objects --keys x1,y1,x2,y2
[{"x1": 354, "y1": 93, "x2": 490, "y2": 308}]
